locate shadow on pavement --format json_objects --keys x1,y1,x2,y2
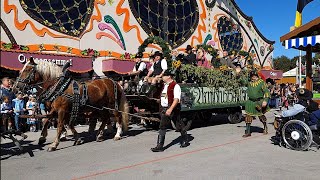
[
  {"x1": 1, "y1": 139, "x2": 50, "y2": 160},
  {"x1": 191, "y1": 114, "x2": 231, "y2": 130},
  {"x1": 236, "y1": 125, "x2": 264, "y2": 133},
  {"x1": 163, "y1": 134, "x2": 194, "y2": 150}
]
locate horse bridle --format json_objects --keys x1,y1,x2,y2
[{"x1": 16, "y1": 64, "x2": 37, "y2": 92}]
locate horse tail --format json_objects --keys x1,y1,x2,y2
[{"x1": 119, "y1": 91, "x2": 129, "y2": 132}]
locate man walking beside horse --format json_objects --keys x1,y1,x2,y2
[{"x1": 151, "y1": 70, "x2": 189, "y2": 152}]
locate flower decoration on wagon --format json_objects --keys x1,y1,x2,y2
[
  {"x1": 120, "y1": 52, "x2": 135, "y2": 60},
  {"x1": 2, "y1": 43, "x2": 29, "y2": 51},
  {"x1": 172, "y1": 53, "x2": 184, "y2": 69},
  {"x1": 81, "y1": 48, "x2": 100, "y2": 57}
]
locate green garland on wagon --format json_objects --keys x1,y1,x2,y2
[
  {"x1": 196, "y1": 44, "x2": 218, "y2": 57},
  {"x1": 137, "y1": 36, "x2": 171, "y2": 67},
  {"x1": 238, "y1": 50, "x2": 254, "y2": 65},
  {"x1": 179, "y1": 64, "x2": 249, "y2": 90}
]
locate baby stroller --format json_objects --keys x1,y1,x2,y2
[{"x1": 273, "y1": 110, "x2": 320, "y2": 151}]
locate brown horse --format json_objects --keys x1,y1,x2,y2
[{"x1": 13, "y1": 59, "x2": 129, "y2": 151}]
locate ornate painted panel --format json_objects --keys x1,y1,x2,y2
[{"x1": 1, "y1": 0, "x2": 274, "y2": 76}]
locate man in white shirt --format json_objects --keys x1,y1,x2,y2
[
  {"x1": 151, "y1": 70, "x2": 189, "y2": 152},
  {"x1": 128, "y1": 52, "x2": 147, "y2": 78},
  {"x1": 143, "y1": 51, "x2": 167, "y2": 97},
  {"x1": 121, "y1": 52, "x2": 148, "y2": 92}
]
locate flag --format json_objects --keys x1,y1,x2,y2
[{"x1": 295, "y1": 0, "x2": 314, "y2": 27}]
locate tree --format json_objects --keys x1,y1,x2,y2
[
  {"x1": 313, "y1": 52, "x2": 320, "y2": 65},
  {"x1": 273, "y1": 55, "x2": 296, "y2": 72},
  {"x1": 292, "y1": 55, "x2": 306, "y2": 65}
]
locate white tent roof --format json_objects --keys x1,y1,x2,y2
[
  {"x1": 283, "y1": 68, "x2": 307, "y2": 77},
  {"x1": 283, "y1": 68, "x2": 297, "y2": 77}
]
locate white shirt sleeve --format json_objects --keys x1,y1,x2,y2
[
  {"x1": 0, "y1": 104, "x2": 7, "y2": 113},
  {"x1": 173, "y1": 84, "x2": 181, "y2": 101},
  {"x1": 26, "y1": 101, "x2": 31, "y2": 109},
  {"x1": 161, "y1": 59, "x2": 168, "y2": 70},
  {"x1": 150, "y1": 63, "x2": 154, "y2": 72},
  {"x1": 132, "y1": 66, "x2": 137, "y2": 72},
  {"x1": 138, "y1": 62, "x2": 146, "y2": 71}
]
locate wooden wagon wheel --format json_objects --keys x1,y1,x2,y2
[
  {"x1": 228, "y1": 111, "x2": 243, "y2": 124},
  {"x1": 171, "y1": 113, "x2": 194, "y2": 131}
]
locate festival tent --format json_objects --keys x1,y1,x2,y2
[
  {"x1": 276, "y1": 68, "x2": 306, "y2": 84},
  {"x1": 283, "y1": 68, "x2": 297, "y2": 77}
]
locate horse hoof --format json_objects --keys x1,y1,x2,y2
[
  {"x1": 47, "y1": 147, "x2": 56, "y2": 152},
  {"x1": 74, "y1": 139, "x2": 83, "y2": 146},
  {"x1": 113, "y1": 137, "x2": 121, "y2": 141},
  {"x1": 96, "y1": 136, "x2": 104, "y2": 142},
  {"x1": 96, "y1": 138, "x2": 104, "y2": 142},
  {"x1": 38, "y1": 137, "x2": 46, "y2": 145},
  {"x1": 60, "y1": 137, "x2": 67, "y2": 141},
  {"x1": 73, "y1": 138, "x2": 84, "y2": 146}
]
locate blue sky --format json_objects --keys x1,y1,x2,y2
[{"x1": 235, "y1": 0, "x2": 320, "y2": 58}]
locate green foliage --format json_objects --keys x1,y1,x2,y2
[
  {"x1": 179, "y1": 64, "x2": 249, "y2": 90},
  {"x1": 273, "y1": 55, "x2": 295, "y2": 72},
  {"x1": 137, "y1": 36, "x2": 171, "y2": 66},
  {"x1": 292, "y1": 55, "x2": 307, "y2": 65},
  {"x1": 274, "y1": 53, "x2": 320, "y2": 72},
  {"x1": 108, "y1": 0, "x2": 114, "y2": 5},
  {"x1": 313, "y1": 53, "x2": 320, "y2": 65},
  {"x1": 80, "y1": 48, "x2": 100, "y2": 57},
  {"x1": 196, "y1": 44, "x2": 218, "y2": 57},
  {"x1": 2, "y1": 43, "x2": 29, "y2": 51}
]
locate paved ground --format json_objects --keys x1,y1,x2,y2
[{"x1": 1, "y1": 110, "x2": 319, "y2": 180}]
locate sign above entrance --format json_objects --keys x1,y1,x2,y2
[
  {"x1": 259, "y1": 69, "x2": 283, "y2": 80},
  {"x1": 1, "y1": 50, "x2": 93, "y2": 73}
]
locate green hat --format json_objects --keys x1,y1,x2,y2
[{"x1": 249, "y1": 70, "x2": 259, "y2": 77}]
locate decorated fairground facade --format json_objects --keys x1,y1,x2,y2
[{"x1": 1, "y1": 0, "x2": 275, "y2": 77}]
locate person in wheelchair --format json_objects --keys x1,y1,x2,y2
[
  {"x1": 276, "y1": 88, "x2": 312, "y2": 117},
  {"x1": 275, "y1": 87, "x2": 320, "y2": 129},
  {"x1": 143, "y1": 51, "x2": 168, "y2": 97},
  {"x1": 273, "y1": 87, "x2": 320, "y2": 151}
]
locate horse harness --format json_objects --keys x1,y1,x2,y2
[
  {"x1": 38, "y1": 76, "x2": 88, "y2": 125},
  {"x1": 39, "y1": 76, "x2": 119, "y2": 125}
]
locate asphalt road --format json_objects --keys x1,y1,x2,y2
[{"x1": 1, "y1": 110, "x2": 319, "y2": 180}]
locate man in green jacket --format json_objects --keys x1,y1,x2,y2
[{"x1": 243, "y1": 71, "x2": 270, "y2": 137}]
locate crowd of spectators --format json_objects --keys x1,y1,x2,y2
[
  {"x1": 0, "y1": 77, "x2": 55, "y2": 133},
  {"x1": 267, "y1": 81, "x2": 299, "y2": 110}
]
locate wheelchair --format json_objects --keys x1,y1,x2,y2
[{"x1": 273, "y1": 111, "x2": 320, "y2": 151}]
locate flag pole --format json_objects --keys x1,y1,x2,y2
[
  {"x1": 296, "y1": 58, "x2": 299, "y2": 85},
  {"x1": 299, "y1": 50, "x2": 302, "y2": 87}
]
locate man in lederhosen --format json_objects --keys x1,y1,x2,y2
[
  {"x1": 127, "y1": 52, "x2": 148, "y2": 78},
  {"x1": 243, "y1": 71, "x2": 270, "y2": 137},
  {"x1": 144, "y1": 51, "x2": 168, "y2": 97},
  {"x1": 122, "y1": 52, "x2": 148, "y2": 92},
  {"x1": 151, "y1": 70, "x2": 189, "y2": 152}
]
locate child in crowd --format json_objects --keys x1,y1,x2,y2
[
  {"x1": 1, "y1": 96, "x2": 14, "y2": 131},
  {"x1": 12, "y1": 92, "x2": 25, "y2": 131},
  {"x1": 26, "y1": 96, "x2": 38, "y2": 132}
]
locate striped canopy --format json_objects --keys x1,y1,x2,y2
[{"x1": 285, "y1": 35, "x2": 320, "y2": 49}]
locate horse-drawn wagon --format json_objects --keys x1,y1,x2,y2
[{"x1": 126, "y1": 83, "x2": 248, "y2": 130}]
